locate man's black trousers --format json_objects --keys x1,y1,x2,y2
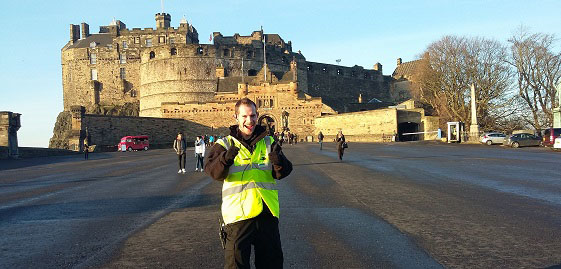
[
  {"x1": 178, "y1": 153, "x2": 186, "y2": 169},
  {"x1": 224, "y1": 205, "x2": 283, "y2": 269}
]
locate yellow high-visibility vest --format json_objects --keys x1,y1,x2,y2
[{"x1": 217, "y1": 135, "x2": 278, "y2": 225}]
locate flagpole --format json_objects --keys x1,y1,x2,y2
[
  {"x1": 241, "y1": 57, "x2": 244, "y2": 84},
  {"x1": 262, "y1": 26, "x2": 267, "y2": 83}
]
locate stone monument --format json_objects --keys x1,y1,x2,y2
[
  {"x1": 469, "y1": 84, "x2": 480, "y2": 141},
  {"x1": 0, "y1": 111, "x2": 21, "y2": 158}
]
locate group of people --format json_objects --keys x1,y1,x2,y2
[
  {"x1": 273, "y1": 131, "x2": 298, "y2": 146},
  {"x1": 173, "y1": 133, "x2": 206, "y2": 173}
]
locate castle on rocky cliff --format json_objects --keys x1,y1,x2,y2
[{"x1": 52, "y1": 11, "x2": 432, "y2": 150}]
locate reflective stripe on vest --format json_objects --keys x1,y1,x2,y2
[
  {"x1": 222, "y1": 181, "x2": 277, "y2": 198},
  {"x1": 216, "y1": 135, "x2": 278, "y2": 224}
]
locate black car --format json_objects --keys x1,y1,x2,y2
[{"x1": 503, "y1": 133, "x2": 541, "y2": 148}]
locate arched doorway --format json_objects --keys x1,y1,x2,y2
[
  {"x1": 258, "y1": 115, "x2": 276, "y2": 136},
  {"x1": 398, "y1": 122, "x2": 419, "y2": 141}
]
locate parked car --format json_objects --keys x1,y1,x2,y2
[
  {"x1": 118, "y1": 135, "x2": 149, "y2": 151},
  {"x1": 541, "y1": 127, "x2": 561, "y2": 147},
  {"x1": 480, "y1": 132, "x2": 506, "y2": 145},
  {"x1": 503, "y1": 133, "x2": 541, "y2": 148},
  {"x1": 553, "y1": 137, "x2": 561, "y2": 151}
]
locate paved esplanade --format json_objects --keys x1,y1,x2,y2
[{"x1": 1, "y1": 143, "x2": 561, "y2": 268}]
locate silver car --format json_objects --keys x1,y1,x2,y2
[
  {"x1": 503, "y1": 133, "x2": 542, "y2": 148},
  {"x1": 480, "y1": 132, "x2": 506, "y2": 145}
]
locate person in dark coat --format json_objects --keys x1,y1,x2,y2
[
  {"x1": 205, "y1": 98, "x2": 292, "y2": 269},
  {"x1": 173, "y1": 132, "x2": 187, "y2": 173},
  {"x1": 318, "y1": 131, "x2": 324, "y2": 150},
  {"x1": 83, "y1": 141, "x2": 89, "y2": 160},
  {"x1": 336, "y1": 130, "x2": 346, "y2": 161}
]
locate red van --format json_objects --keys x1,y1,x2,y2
[
  {"x1": 118, "y1": 135, "x2": 149, "y2": 151},
  {"x1": 541, "y1": 128, "x2": 561, "y2": 147}
]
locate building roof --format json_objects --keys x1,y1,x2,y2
[
  {"x1": 67, "y1": 34, "x2": 114, "y2": 49},
  {"x1": 217, "y1": 77, "x2": 243, "y2": 92},
  {"x1": 392, "y1": 59, "x2": 424, "y2": 80}
]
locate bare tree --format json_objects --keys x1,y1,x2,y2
[
  {"x1": 411, "y1": 36, "x2": 514, "y2": 131},
  {"x1": 508, "y1": 28, "x2": 561, "y2": 131}
]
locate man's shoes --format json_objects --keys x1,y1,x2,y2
[
  {"x1": 178, "y1": 169, "x2": 182, "y2": 174},
  {"x1": 182, "y1": 169, "x2": 186, "y2": 173},
  {"x1": 195, "y1": 168, "x2": 199, "y2": 172}
]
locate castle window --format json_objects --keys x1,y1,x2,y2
[
  {"x1": 197, "y1": 47, "x2": 204, "y2": 55},
  {"x1": 270, "y1": 99, "x2": 274, "y2": 107},
  {"x1": 91, "y1": 69, "x2": 98, "y2": 80},
  {"x1": 134, "y1": 37, "x2": 140, "y2": 44},
  {"x1": 119, "y1": 68, "x2": 126, "y2": 79},
  {"x1": 351, "y1": 71, "x2": 356, "y2": 77},
  {"x1": 169, "y1": 37, "x2": 175, "y2": 44},
  {"x1": 281, "y1": 56, "x2": 287, "y2": 63},
  {"x1": 247, "y1": 50, "x2": 253, "y2": 59},
  {"x1": 171, "y1": 48, "x2": 177, "y2": 56},
  {"x1": 122, "y1": 41, "x2": 128, "y2": 48},
  {"x1": 223, "y1": 49, "x2": 229, "y2": 57},
  {"x1": 119, "y1": 53, "x2": 126, "y2": 64},
  {"x1": 149, "y1": 51, "x2": 155, "y2": 59},
  {"x1": 159, "y1": 36, "x2": 165, "y2": 43},
  {"x1": 90, "y1": 53, "x2": 97, "y2": 65},
  {"x1": 146, "y1": 38, "x2": 152, "y2": 47},
  {"x1": 130, "y1": 89, "x2": 137, "y2": 97},
  {"x1": 248, "y1": 69, "x2": 257, "y2": 76},
  {"x1": 322, "y1": 67, "x2": 328, "y2": 73},
  {"x1": 363, "y1": 73, "x2": 370, "y2": 79},
  {"x1": 337, "y1": 69, "x2": 342, "y2": 75},
  {"x1": 307, "y1": 65, "x2": 313, "y2": 72}
]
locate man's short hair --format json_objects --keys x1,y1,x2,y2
[{"x1": 234, "y1": 98, "x2": 257, "y2": 116}]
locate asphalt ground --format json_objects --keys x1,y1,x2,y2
[{"x1": 1, "y1": 142, "x2": 560, "y2": 268}]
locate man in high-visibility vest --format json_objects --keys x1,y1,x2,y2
[{"x1": 205, "y1": 98, "x2": 292, "y2": 269}]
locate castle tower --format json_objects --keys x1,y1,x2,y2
[{"x1": 155, "y1": 13, "x2": 171, "y2": 29}]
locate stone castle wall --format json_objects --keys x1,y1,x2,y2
[
  {"x1": 82, "y1": 114, "x2": 219, "y2": 149},
  {"x1": 62, "y1": 19, "x2": 198, "y2": 114},
  {"x1": 161, "y1": 82, "x2": 323, "y2": 137},
  {"x1": 138, "y1": 43, "x2": 307, "y2": 117},
  {"x1": 49, "y1": 106, "x2": 226, "y2": 151},
  {"x1": 305, "y1": 62, "x2": 391, "y2": 112},
  {"x1": 314, "y1": 108, "x2": 398, "y2": 142}
]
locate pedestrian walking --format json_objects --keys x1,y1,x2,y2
[
  {"x1": 83, "y1": 141, "x2": 89, "y2": 160},
  {"x1": 336, "y1": 130, "x2": 346, "y2": 161},
  {"x1": 173, "y1": 132, "x2": 187, "y2": 173},
  {"x1": 205, "y1": 97, "x2": 293, "y2": 269},
  {"x1": 195, "y1": 136, "x2": 205, "y2": 172},
  {"x1": 318, "y1": 131, "x2": 324, "y2": 150},
  {"x1": 279, "y1": 131, "x2": 285, "y2": 146},
  {"x1": 209, "y1": 135, "x2": 215, "y2": 146}
]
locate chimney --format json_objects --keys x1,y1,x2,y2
[
  {"x1": 373, "y1": 62, "x2": 382, "y2": 72},
  {"x1": 70, "y1": 24, "x2": 80, "y2": 44},
  {"x1": 81, "y1": 23, "x2": 89, "y2": 39},
  {"x1": 397, "y1": 58, "x2": 402, "y2": 65}
]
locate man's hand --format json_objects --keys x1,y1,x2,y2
[
  {"x1": 268, "y1": 142, "x2": 282, "y2": 164},
  {"x1": 224, "y1": 145, "x2": 240, "y2": 165}
]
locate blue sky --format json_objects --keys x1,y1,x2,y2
[{"x1": 1, "y1": 0, "x2": 560, "y2": 147}]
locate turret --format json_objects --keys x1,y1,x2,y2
[{"x1": 155, "y1": 13, "x2": 171, "y2": 29}]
